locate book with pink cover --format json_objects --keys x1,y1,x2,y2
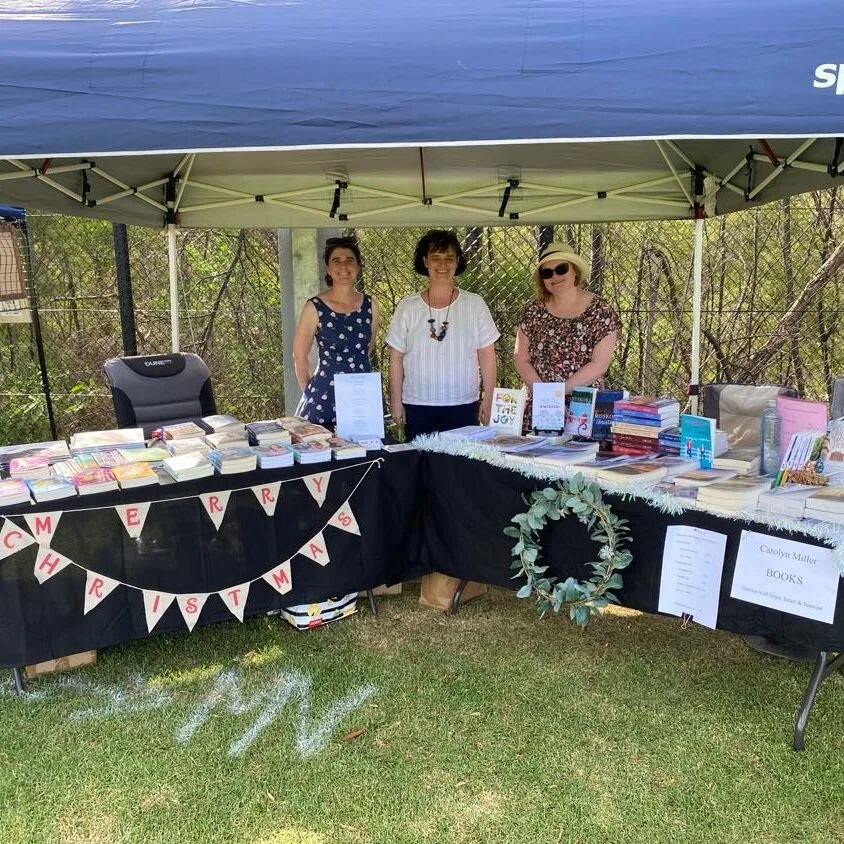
[{"x1": 776, "y1": 395, "x2": 827, "y2": 461}]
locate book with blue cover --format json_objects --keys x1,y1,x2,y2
[
  {"x1": 564, "y1": 387, "x2": 597, "y2": 437},
  {"x1": 679, "y1": 414, "x2": 716, "y2": 468}
]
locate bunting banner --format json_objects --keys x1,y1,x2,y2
[
  {"x1": 177, "y1": 593, "x2": 210, "y2": 632},
  {"x1": 0, "y1": 518, "x2": 35, "y2": 561},
  {"x1": 200, "y1": 490, "x2": 232, "y2": 531},
  {"x1": 83, "y1": 571, "x2": 120, "y2": 614},
  {"x1": 219, "y1": 581, "x2": 250, "y2": 622},
  {"x1": 298, "y1": 530, "x2": 330, "y2": 566},
  {"x1": 262, "y1": 560, "x2": 293, "y2": 595},
  {"x1": 115, "y1": 502, "x2": 151, "y2": 539},
  {"x1": 143, "y1": 590, "x2": 176, "y2": 632},
  {"x1": 251, "y1": 481, "x2": 281, "y2": 516},
  {"x1": 328, "y1": 503, "x2": 361, "y2": 536},
  {"x1": 23, "y1": 511, "x2": 62, "y2": 546},
  {"x1": 33, "y1": 547, "x2": 73, "y2": 584},
  {"x1": 303, "y1": 472, "x2": 331, "y2": 507}
]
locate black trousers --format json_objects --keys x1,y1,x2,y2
[{"x1": 405, "y1": 401, "x2": 480, "y2": 440}]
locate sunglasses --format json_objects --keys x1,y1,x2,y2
[
  {"x1": 539, "y1": 262, "x2": 571, "y2": 280},
  {"x1": 326, "y1": 236, "x2": 358, "y2": 247}
]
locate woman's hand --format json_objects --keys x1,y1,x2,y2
[
  {"x1": 391, "y1": 398, "x2": 405, "y2": 426},
  {"x1": 479, "y1": 394, "x2": 493, "y2": 425}
]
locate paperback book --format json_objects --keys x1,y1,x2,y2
[
  {"x1": 27, "y1": 477, "x2": 77, "y2": 502},
  {"x1": 679, "y1": 414, "x2": 716, "y2": 468},
  {"x1": 532, "y1": 382, "x2": 566, "y2": 432},
  {"x1": 490, "y1": 387, "x2": 526, "y2": 436},
  {"x1": 112, "y1": 463, "x2": 159, "y2": 489},
  {"x1": 564, "y1": 387, "x2": 596, "y2": 437}
]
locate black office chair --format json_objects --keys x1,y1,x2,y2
[
  {"x1": 103, "y1": 352, "x2": 217, "y2": 434},
  {"x1": 701, "y1": 383, "x2": 797, "y2": 449},
  {"x1": 830, "y1": 377, "x2": 844, "y2": 419}
]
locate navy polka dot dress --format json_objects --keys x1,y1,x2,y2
[{"x1": 295, "y1": 294, "x2": 373, "y2": 427}]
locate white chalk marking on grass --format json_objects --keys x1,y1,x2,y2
[
  {"x1": 175, "y1": 667, "x2": 377, "y2": 758},
  {"x1": 59, "y1": 672, "x2": 172, "y2": 721}
]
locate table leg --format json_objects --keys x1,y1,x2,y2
[
  {"x1": 11, "y1": 667, "x2": 26, "y2": 694},
  {"x1": 450, "y1": 579, "x2": 469, "y2": 615},
  {"x1": 366, "y1": 589, "x2": 378, "y2": 616},
  {"x1": 792, "y1": 651, "x2": 844, "y2": 750}
]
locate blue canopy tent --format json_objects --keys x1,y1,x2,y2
[{"x1": 1, "y1": 0, "x2": 843, "y2": 395}]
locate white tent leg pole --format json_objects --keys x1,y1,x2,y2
[
  {"x1": 167, "y1": 225, "x2": 180, "y2": 353},
  {"x1": 690, "y1": 216, "x2": 704, "y2": 415}
]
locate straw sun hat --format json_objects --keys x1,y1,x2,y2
[{"x1": 531, "y1": 242, "x2": 590, "y2": 287}]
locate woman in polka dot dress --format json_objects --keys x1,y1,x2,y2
[{"x1": 292, "y1": 237, "x2": 380, "y2": 428}]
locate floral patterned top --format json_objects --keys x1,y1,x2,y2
[
  {"x1": 519, "y1": 296, "x2": 621, "y2": 430},
  {"x1": 295, "y1": 294, "x2": 373, "y2": 427}
]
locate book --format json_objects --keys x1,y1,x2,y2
[
  {"x1": 672, "y1": 468, "x2": 738, "y2": 488},
  {"x1": 530, "y1": 440, "x2": 600, "y2": 468},
  {"x1": 165, "y1": 437, "x2": 211, "y2": 456},
  {"x1": 159, "y1": 421, "x2": 208, "y2": 440},
  {"x1": 208, "y1": 446, "x2": 257, "y2": 474},
  {"x1": 774, "y1": 430, "x2": 826, "y2": 487},
  {"x1": 73, "y1": 467, "x2": 119, "y2": 494},
  {"x1": 162, "y1": 451, "x2": 214, "y2": 481},
  {"x1": 246, "y1": 420, "x2": 293, "y2": 445},
  {"x1": 564, "y1": 387, "x2": 597, "y2": 437},
  {"x1": 614, "y1": 397, "x2": 681, "y2": 417},
  {"x1": 0, "y1": 440, "x2": 70, "y2": 470},
  {"x1": 490, "y1": 387, "x2": 526, "y2": 436},
  {"x1": 201, "y1": 414, "x2": 245, "y2": 433},
  {"x1": 651, "y1": 455, "x2": 700, "y2": 477},
  {"x1": 204, "y1": 430, "x2": 250, "y2": 450},
  {"x1": 439, "y1": 425, "x2": 498, "y2": 442},
  {"x1": 92, "y1": 449, "x2": 133, "y2": 468},
  {"x1": 112, "y1": 462, "x2": 159, "y2": 488},
  {"x1": 822, "y1": 419, "x2": 844, "y2": 476},
  {"x1": 487, "y1": 434, "x2": 546, "y2": 453},
  {"x1": 776, "y1": 395, "x2": 827, "y2": 463},
  {"x1": 804, "y1": 486, "x2": 844, "y2": 514},
  {"x1": 117, "y1": 446, "x2": 170, "y2": 463},
  {"x1": 0, "y1": 478, "x2": 32, "y2": 506},
  {"x1": 70, "y1": 428, "x2": 145, "y2": 453},
  {"x1": 290, "y1": 441, "x2": 332, "y2": 464},
  {"x1": 383, "y1": 443, "x2": 418, "y2": 453},
  {"x1": 254, "y1": 443, "x2": 295, "y2": 468},
  {"x1": 593, "y1": 460, "x2": 668, "y2": 486},
  {"x1": 328, "y1": 437, "x2": 366, "y2": 460},
  {"x1": 27, "y1": 477, "x2": 77, "y2": 502},
  {"x1": 532, "y1": 381, "x2": 566, "y2": 432},
  {"x1": 712, "y1": 448, "x2": 760, "y2": 475},
  {"x1": 679, "y1": 414, "x2": 716, "y2": 468},
  {"x1": 696, "y1": 476, "x2": 772, "y2": 510},
  {"x1": 279, "y1": 419, "x2": 332, "y2": 444},
  {"x1": 757, "y1": 484, "x2": 819, "y2": 518},
  {"x1": 592, "y1": 388, "x2": 629, "y2": 442},
  {"x1": 8, "y1": 454, "x2": 52, "y2": 479}
]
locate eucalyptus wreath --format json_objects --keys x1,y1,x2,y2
[{"x1": 503, "y1": 474, "x2": 632, "y2": 628}]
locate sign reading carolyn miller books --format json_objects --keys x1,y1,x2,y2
[{"x1": 730, "y1": 530, "x2": 838, "y2": 623}]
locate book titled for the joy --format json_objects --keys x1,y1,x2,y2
[{"x1": 490, "y1": 387, "x2": 526, "y2": 436}]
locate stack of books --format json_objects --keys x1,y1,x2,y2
[
  {"x1": 158, "y1": 421, "x2": 208, "y2": 441},
  {"x1": 0, "y1": 478, "x2": 32, "y2": 506},
  {"x1": 804, "y1": 487, "x2": 844, "y2": 524},
  {"x1": 290, "y1": 441, "x2": 332, "y2": 464},
  {"x1": 209, "y1": 447, "x2": 258, "y2": 474},
  {"x1": 328, "y1": 437, "x2": 366, "y2": 460},
  {"x1": 0, "y1": 440, "x2": 70, "y2": 475},
  {"x1": 92, "y1": 449, "x2": 133, "y2": 468},
  {"x1": 487, "y1": 434, "x2": 547, "y2": 454},
  {"x1": 757, "y1": 484, "x2": 819, "y2": 519},
  {"x1": 610, "y1": 397, "x2": 680, "y2": 457},
  {"x1": 440, "y1": 425, "x2": 497, "y2": 442},
  {"x1": 651, "y1": 455, "x2": 699, "y2": 477},
  {"x1": 279, "y1": 417, "x2": 333, "y2": 444},
  {"x1": 204, "y1": 430, "x2": 250, "y2": 449},
  {"x1": 245, "y1": 420, "x2": 293, "y2": 446},
  {"x1": 27, "y1": 477, "x2": 77, "y2": 502},
  {"x1": 657, "y1": 425, "x2": 681, "y2": 455},
  {"x1": 8, "y1": 454, "x2": 53, "y2": 480},
  {"x1": 201, "y1": 414, "x2": 245, "y2": 435},
  {"x1": 592, "y1": 460, "x2": 668, "y2": 487},
  {"x1": 112, "y1": 463, "x2": 159, "y2": 489},
  {"x1": 52, "y1": 454, "x2": 99, "y2": 480},
  {"x1": 673, "y1": 468, "x2": 738, "y2": 488},
  {"x1": 254, "y1": 443, "x2": 295, "y2": 469},
  {"x1": 70, "y1": 428, "x2": 146, "y2": 456},
  {"x1": 165, "y1": 437, "x2": 211, "y2": 457},
  {"x1": 572, "y1": 453, "x2": 642, "y2": 479},
  {"x1": 696, "y1": 476, "x2": 772, "y2": 515},
  {"x1": 73, "y1": 467, "x2": 120, "y2": 495},
  {"x1": 118, "y1": 446, "x2": 170, "y2": 464},
  {"x1": 592, "y1": 389, "x2": 629, "y2": 443},
  {"x1": 713, "y1": 448, "x2": 760, "y2": 476},
  {"x1": 162, "y1": 451, "x2": 215, "y2": 482},
  {"x1": 529, "y1": 440, "x2": 600, "y2": 468}
]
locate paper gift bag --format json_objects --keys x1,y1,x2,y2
[{"x1": 418, "y1": 573, "x2": 487, "y2": 612}]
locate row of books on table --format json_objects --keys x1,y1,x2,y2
[{"x1": 0, "y1": 415, "x2": 382, "y2": 505}]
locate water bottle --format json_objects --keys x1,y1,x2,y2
[{"x1": 759, "y1": 399, "x2": 781, "y2": 476}]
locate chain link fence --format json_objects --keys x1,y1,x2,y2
[{"x1": 1, "y1": 189, "x2": 842, "y2": 444}]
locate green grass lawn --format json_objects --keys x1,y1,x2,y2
[{"x1": 1, "y1": 585, "x2": 843, "y2": 844}]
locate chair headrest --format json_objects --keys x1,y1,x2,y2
[{"x1": 117, "y1": 354, "x2": 187, "y2": 378}]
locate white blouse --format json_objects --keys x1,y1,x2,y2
[{"x1": 385, "y1": 289, "x2": 499, "y2": 406}]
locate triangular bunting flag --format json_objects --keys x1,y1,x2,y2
[
  {"x1": 177, "y1": 593, "x2": 210, "y2": 632},
  {"x1": 219, "y1": 581, "x2": 250, "y2": 622},
  {"x1": 251, "y1": 481, "x2": 281, "y2": 516},
  {"x1": 303, "y1": 472, "x2": 331, "y2": 507},
  {"x1": 23, "y1": 511, "x2": 62, "y2": 546},
  {"x1": 83, "y1": 570, "x2": 121, "y2": 615},
  {"x1": 142, "y1": 590, "x2": 175, "y2": 632},
  {"x1": 327, "y1": 502, "x2": 361, "y2": 536},
  {"x1": 115, "y1": 502, "x2": 151, "y2": 539},
  {"x1": 33, "y1": 547, "x2": 73, "y2": 584},
  {"x1": 0, "y1": 518, "x2": 36, "y2": 561},
  {"x1": 199, "y1": 490, "x2": 232, "y2": 531},
  {"x1": 262, "y1": 560, "x2": 293, "y2": 595},
  {"x1": 298, "y1": 531, "x2": 330, "y2": 566}
]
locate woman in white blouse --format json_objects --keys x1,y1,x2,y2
[{"x1": 386, "y1": 230, "x2": 499, "y2": 439}]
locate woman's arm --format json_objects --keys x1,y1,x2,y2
[
  {"x1": 477, "y1": 343, "x2": 497, "y2": 424},
  {"x1": 292, "y1": 300, "x2": 319, "y2": 390},
  {"x1": 564, "y1": 331, "x2": 618, "y2": 393},
  {"x1": 369, "y1": 296, "x2": 380, "y2": 357},
  {"x1": 513, "y1": 327, "x2": 541, "y2": 387},
  {"x1": 388, "y1": 347, "x2": 406, "y2": 424}
]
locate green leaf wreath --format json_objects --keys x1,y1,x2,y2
[{"x1": 503, "y1": 474, "x2": 632, "y2": 628}]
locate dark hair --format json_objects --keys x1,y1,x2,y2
[
  {"x1": 324, "y1": 236, "x2": 362, "y2": 286},
  {"x1": 413, "y1": 230, "x2": 467, "y2": 277}
]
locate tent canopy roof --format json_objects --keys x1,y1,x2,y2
[{"x1": 2, "y1": 0, "x2": 843, "y2": 228}]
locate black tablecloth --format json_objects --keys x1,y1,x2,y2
[
  {"x1": 0, "y1": 452, "x2": 424, "y2": 666},
  {"x1": 421, "y1": 452, "x2": 844, "y2": 651}
]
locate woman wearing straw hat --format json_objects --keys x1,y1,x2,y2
[
  {"x1": 387, "y1": 230, "x2": 499, "y2": 440},
  {"x1": 514, "y1": 242, "x2": 620, "y2": 429}
]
